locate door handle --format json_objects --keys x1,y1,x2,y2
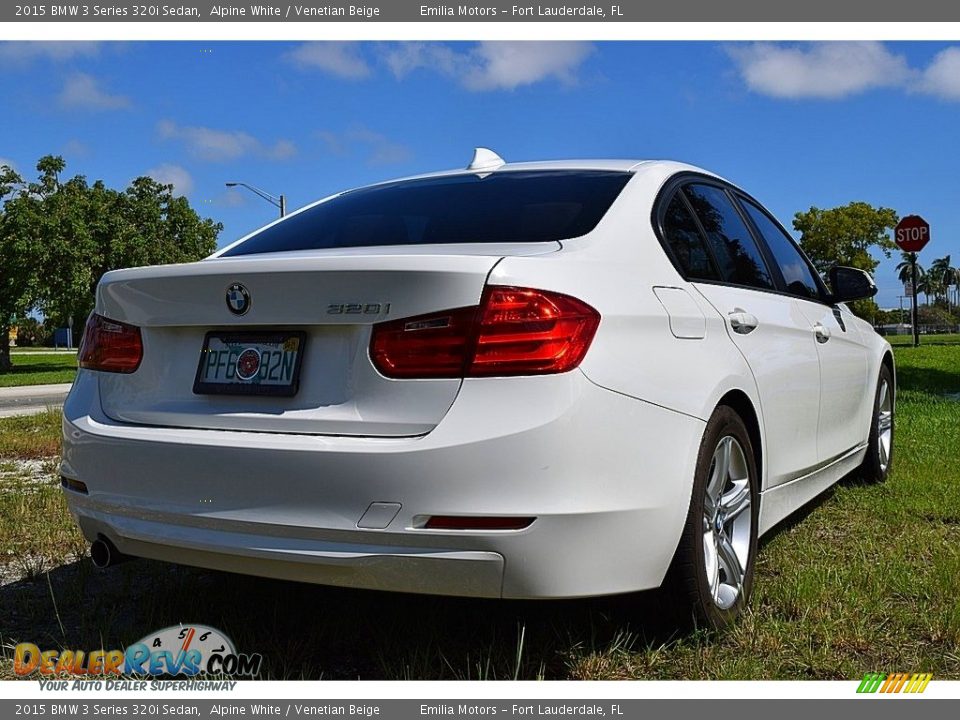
[
  {"x1": 728, "y1": 310, "x2": 759, "y2": 334},
  {"x1": 814, "y1": 323, "x2": 831, "y2": 343}
]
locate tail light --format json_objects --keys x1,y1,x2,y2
[
  {"x1": 78, "y1": 313, "x2": 143, "y2": 373},
  {"x1": 370, "y1": 286, "x2": 600, "y2": 379}
]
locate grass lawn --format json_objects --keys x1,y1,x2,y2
[
  {"x1": 887, "y1": 332, "x2": 960, "y2": 346},
  {"x1": 0, "y1": 352, "x2": 77, "y2": 388},
  {"x1": 0, "y1": 347, "x2": 957, "y2": 680}
]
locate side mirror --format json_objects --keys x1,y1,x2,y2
[{"x1": 828, "y1": 266, "x2": 877, "y2": 303}]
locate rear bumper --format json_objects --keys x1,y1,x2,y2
[{"x1": 61, "y1": 369, "x2": 704, "y2": 599}]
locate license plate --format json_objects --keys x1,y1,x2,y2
[{"x1": 193, "y1": 331, "x2": 306, "y2": 397}]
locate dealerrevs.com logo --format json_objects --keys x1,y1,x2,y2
[{"x1": 14, "y1": 624, "x2": 262, "y2": 678}]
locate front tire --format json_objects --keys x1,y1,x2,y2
[
  {"x1": 669, "y1": 406, "x2": 759, "y2": 630},
  {"x1": 859, "y1": 364, "x2": 895, "y2": 483}
]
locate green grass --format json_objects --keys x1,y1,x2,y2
[
  {"x1": 0, "y1": 409, "x2": 62, "y2": 459},
  {"x1": 0, "y1": 352, "x2": 77, "y2": 388},
  {"x1": 0, "y1": 348, "x2": 958, "y2": 680},
  {"x1": 886, "y1": 332, "x2": 960, "y2": 346}
]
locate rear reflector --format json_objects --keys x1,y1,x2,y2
[
  {"x1": 424, "y1": 516, "x2": 535, "y2": 530},
  {"x1": 370, "y1": 286, "x2": 600, "y2": 379},
  {"x1": 78, "y1": 313, "x2": 143, "y2": 374}
]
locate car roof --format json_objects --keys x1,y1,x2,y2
[
  {"x1": 348, "y1": 158, "x2": 725, "y2": 193},
  {"x1": 385, "y1": 158, "x2": 710, "y2": 179}
]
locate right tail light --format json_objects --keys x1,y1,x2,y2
[{"x1": 370, "y1": 286, "x2": 600, "y2": 379}]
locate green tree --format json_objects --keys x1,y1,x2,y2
[
  {"x1": 896, "y1": 251, "x2": 924, "y2": 287},
  {"x1": 928, "y1": 255, "x2": 953, "y2": 309},
  {"x1": 896, "y1": 251, "x2": 928, "y2": 307},
  {"x1": 793, "y1": 202, "x2": 899, "y2": 276},
  {"x1": 793, "y1": 202, "x2": 898, "y2": 320},
  {"x1": 32, "y1": 158, "x2": 222, "y2": 328},
  {"x1": 0, "y1": 156, "x2": 222, "y2": 372},
  {"x1": 11, "y1": 316, "x2": 52, "y2": 348},
  {"x1": 0, "y1": 163, "x2": 45, "y2": 371}
]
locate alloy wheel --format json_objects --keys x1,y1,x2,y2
[
  {"x1": 877, "y1": 378, "x2": 893, "y2": 473},
  {"x1": 702, "y1": 435, "x2": 753, "y2": 610}
]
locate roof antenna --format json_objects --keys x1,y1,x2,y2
[{"x1": 467, "y1": 147, "x2": 505, "y2": 172}]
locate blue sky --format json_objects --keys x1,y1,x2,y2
[{"x1": 1, "y1": 40, "x2": 958, "y2": 307}]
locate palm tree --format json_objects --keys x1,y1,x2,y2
[
  {"x1": 896, "y1": 252, "x2": 926, "y2": 304},
  {"x1": 929, "y1": 255, "x2": 953, "y2": 307},
  {"x1": 948, "y1": 263, "x2": 960, "y2": 310}
]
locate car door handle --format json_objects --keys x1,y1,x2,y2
[
  {"x1": 728, "y1": 310, "x2": 759, "y2": 334},
  {"x1": 814, "y1": 323, "x2": 831, "y2": 343}
]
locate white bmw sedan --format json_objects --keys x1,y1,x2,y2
[{"x1": 62, "y1": 151, "x2": 894, "y2": 628}]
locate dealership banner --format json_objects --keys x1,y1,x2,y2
[
  {"x1": 0, "y1": 699, "x2": 956, "y2": 719},
  {"x1": 3, "y1": 0, "x2": 960, "y2": 22}
]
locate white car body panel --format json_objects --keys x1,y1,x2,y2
[
  {"x1": 794, "y1": 299, "x2": 873, "y2": 463},
  {"x1": 63, "y1": 367, "x2": 703, "y2": 598},
  {"x1": 96, "y1": 250, "x2": 551, "y2": 436},
  {"x1": 691, "y1": 282, "x2": 821, "y2": 488},
  {"x1": 61, "y1": 158, "x2": 893, "y2": 599}
]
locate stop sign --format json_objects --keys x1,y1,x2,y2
[{"x1": 895, "y1": 215, "x2": 930, "y2": 253}]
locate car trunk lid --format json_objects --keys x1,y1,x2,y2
[{"x1": 94, "y1": 244, "x2": 556, "y2": 436}]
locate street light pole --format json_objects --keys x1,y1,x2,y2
[{"x1": 225, "y1": 182, "x2": 286, "y2": 218}]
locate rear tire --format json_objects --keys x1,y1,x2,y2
[
  {"x1": 859, "y1": 364, "x2": 894, "y2": 483},
  {"x1": 668, "y1": 406, "x2": 759, "y2": 631}
]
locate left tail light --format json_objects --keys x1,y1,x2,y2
[{"x1": 78, "y1": 313, "x2": 143, "y2": 373}]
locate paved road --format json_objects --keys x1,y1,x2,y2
[{"x1": 0, "y1": 383, "x2": 72, "y2": 418}]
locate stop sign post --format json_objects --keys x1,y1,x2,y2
[{"x1": 895, "y1": 215, "x2": 931, "y2": 347}]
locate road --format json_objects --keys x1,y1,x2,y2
[{"x1": 0, "y1": 383, "x2": 72, "y2": 418}]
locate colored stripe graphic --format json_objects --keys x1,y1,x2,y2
[
  {"x1": 857, "y1": 672, "x2": 931, "y2": 693},
  {"x1": 857, "y1": 673, "x2": 885, "y2": 693},
  {"x1": 906, "y1": 673, "x2": 933, "y2": 693}
]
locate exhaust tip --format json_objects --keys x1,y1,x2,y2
[{"x1": 90, "y1": 536, "x2": 128, "y2": 569}]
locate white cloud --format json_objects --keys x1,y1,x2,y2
[
  {"x1": 727, "y1": 42, "x2": 911, "y2": 99},
  {"x1": 285, "y1": 42, "x2": 371, "y2": 79},
  {"x1": 0, "y1": 158, "x2": 17, "y2": 173},
  {"x1": 382, "y1": 41, "x2": 594, "y2": 91},
  {"x1": 63, "y1": 139, "x2": 90, "y2": 158},
  {"x1": 919, "y1": 47, "x2": 960, "y2": 101},
  {"x1": 317, "y1": 127, "x2": 412, "y2": 165},
  {"x1": 58, "y1": 73, "x2": 130, "y2": 111},
  {"x1": 219, "y1": 189, "x2": 248, "y2": 207},
  {"x1": 157, "y1": 120, "x2": 296, "y2": 162},
  {"x1": 267, "y1": 139, "x2": 297, "y2": 160},
  {"x1": 0, "y1": 41, "x2": 100, "y2": 63},
  {"x1": 463, "y1": 42, "x2": 594, "y2": 91},
  {"x1": 381, "y1": 43, "x2": 460, "y2": 79},
  {"x1": 146, "y1": 163, "x2": 193, "y2": 196}
]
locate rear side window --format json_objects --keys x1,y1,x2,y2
[
  {"x1": 740, "y1": 198, "x2": 822, "y2": 301},
  {"x1": 662, "y1": 193, "x2": 719, "y2": 281},
  {"x1": 683, "y1": 184, "x2": 775, "y2": 291},
  {"x1": 221, "y1": 171, "x2": 631, "y2": 257}
]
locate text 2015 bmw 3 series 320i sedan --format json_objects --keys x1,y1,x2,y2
[{"x1": 61, "y1": 150, "x2": 894, "y2": 628}]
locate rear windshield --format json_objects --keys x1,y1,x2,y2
[{"x1": 220, "y1": 170, "x2": 631, "y2": 256}]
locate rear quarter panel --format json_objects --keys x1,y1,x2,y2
[{"x1": 488, "y1": 166, "x2": 767, "y2": 479}]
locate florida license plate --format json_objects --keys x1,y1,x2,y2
[{"x1": 193, "y1": 331, "x2": 306, "y2": 397}]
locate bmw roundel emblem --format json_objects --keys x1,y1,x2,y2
[{"x1": 226, "y1": 283, "x2": 251, "y2": 316}]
